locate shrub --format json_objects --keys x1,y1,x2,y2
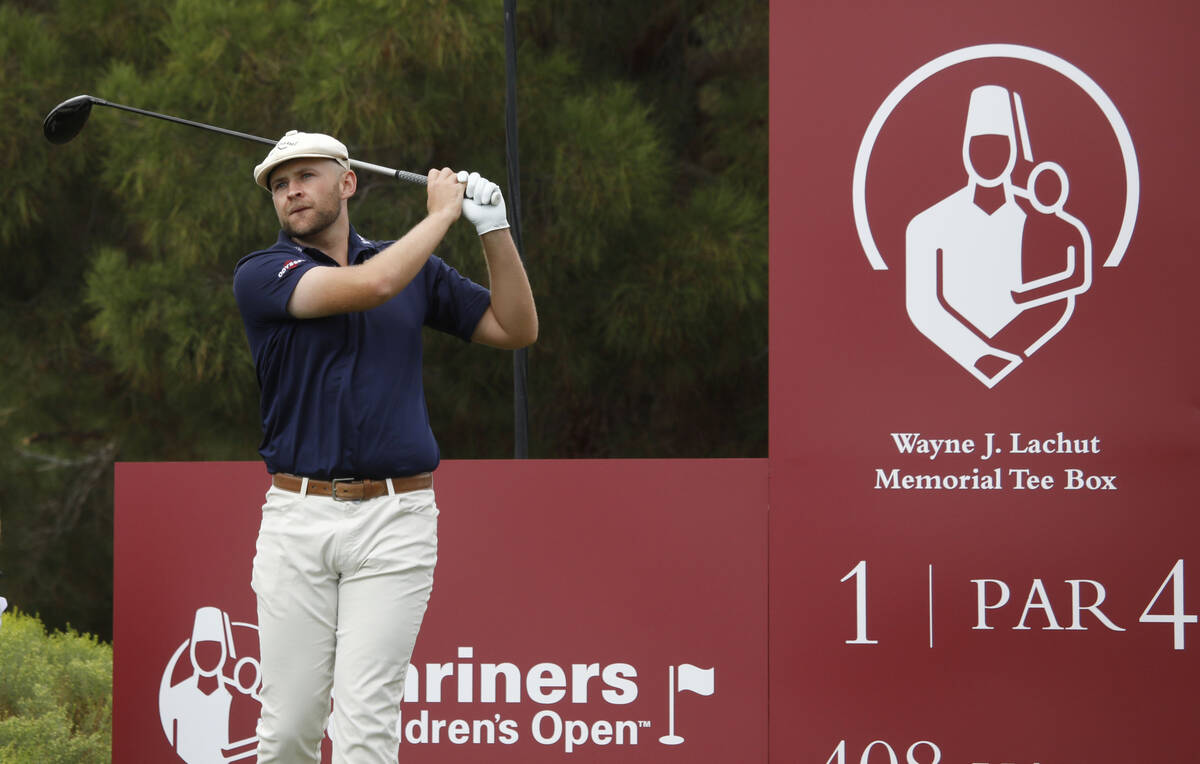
[{"x1": 0, "y1": 609, "x2": 111, "y2": 763}]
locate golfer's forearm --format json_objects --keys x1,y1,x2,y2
[
  {"x1": 480, "y1": 230, "x2": 538, "y2": 344},
  {"x1": 287, "y1": 209, "x2": 457, "y2": 318},
  {"x1": 365, "y1": 209, "x2": 459, "y2": 297}
]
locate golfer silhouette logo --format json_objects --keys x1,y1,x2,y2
[
  {"x1": 853, "y1": 45, "x2": 1139, "y2": 387},
  {"x1": 159, "y1": 606, "x2": 262, "y2": 763}
]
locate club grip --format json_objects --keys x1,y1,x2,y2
[{"x1": 348, "y1": 159, "x2": 427, "y2": 186}]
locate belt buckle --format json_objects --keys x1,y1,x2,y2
[{"x1": 330, "y1": 477, "x2": 355, "y2": 502}]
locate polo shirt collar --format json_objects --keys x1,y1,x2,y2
[
  {"x1": 346, "y1": 226, "x2": 379, "y2": 264},
  {"x1": 272, "y1": 225, "x2": 380, "y2": 265}
]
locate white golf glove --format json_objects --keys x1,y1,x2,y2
[{"x1": 457, "y1": 170, "x2": 510, "y2": 236}]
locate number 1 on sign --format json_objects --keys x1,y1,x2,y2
[{"x1": 842, "y1": 561, "x2": 879, "y2": 645}]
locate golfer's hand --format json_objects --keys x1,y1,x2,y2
[
  {"x1": 427, "y1": 167, "x2": 464, "y2": 222},
  {"x1": 457, "y1": 171, "x2": 510, "y2": 236}
]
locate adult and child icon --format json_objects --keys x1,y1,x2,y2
[{"x1": 905, "y1": 84, "x2": 1092, "y2": 387}]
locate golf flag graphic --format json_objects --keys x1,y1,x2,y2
[
  {"x1": 677, "y1": 664, "x2": 715, "y2": 695},
  {"x1": 659, "y1": 664, "x2": 716, "y2": 745}
]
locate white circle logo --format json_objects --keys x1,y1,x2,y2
[
  {"x1": 158, "y1": 606, "x2": 262, "y2": 763},
  {"x1": 851, "y1": 44, "x2": 1139, "y2": 386}
]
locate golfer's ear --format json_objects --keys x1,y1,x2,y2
[{"x1": 341, "y1": 169, "x2": 357, "y2": 199}]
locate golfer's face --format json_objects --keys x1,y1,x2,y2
[{"x1": 270, "y1": 158, "x2": 345, "y2": 237}]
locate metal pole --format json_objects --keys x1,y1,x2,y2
[{"x1": 504, "y1": 0, "x2": 530, "y2": 459}]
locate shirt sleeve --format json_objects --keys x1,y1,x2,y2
[
  {"x1": 233, "y1": 252, "x2": 319, "y2": 325},
  {"x1": 423, "y1": 255, "x2": 492, "y2": 341}
]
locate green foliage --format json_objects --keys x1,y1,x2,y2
[
  {"x1": 0, "y1": 610, "x2": 112, "y2": 764},
  {"x1": 1, "y1": 0, "x2": 766, "y2": 638},
  {"x1": 0, "y1": 7, "x2": 74, "y2": 246}
]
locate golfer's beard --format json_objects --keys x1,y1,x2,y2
[{"x1": 282, "y1": 204, "x2": 341, "y2": 239}]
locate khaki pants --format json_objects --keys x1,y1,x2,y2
[{"x1": 252, "y1": 482, "x2": 438, "y2": 763}]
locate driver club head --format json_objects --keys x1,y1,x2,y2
[{"x1": 42, "y1": 95, "x2": 98, "y2": 144}]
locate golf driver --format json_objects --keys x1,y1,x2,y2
[{"x1": 42, "y1": 94, "x2": 428, "y2": 186}]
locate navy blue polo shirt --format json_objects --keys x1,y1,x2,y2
[{"x1": 233, "y1": 226, "x2": 491, "y2": 479}]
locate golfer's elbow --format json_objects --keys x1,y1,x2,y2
[
  {"x1": 367, "y1": 277, "x2": 397, "y2": 308},
  {"x1": 521, "y1": 301, "x2": 540, "y2": 346},
  {"x1": 515, "y1": 319, "x2": 538, "y2": 349},
  {"x1": 503, "y1": 316, "x2": 539, "y2": 350},
  {"x1": 476, "y1": 306, "x2": 538, "y2": 349}
]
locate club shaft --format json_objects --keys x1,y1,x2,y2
[
  {"x1": 95, "y1": 98, "x2": 274, "y2": 147},
  {"x1": 94, "y1": 98, "x2": 426, "y2": 186}
]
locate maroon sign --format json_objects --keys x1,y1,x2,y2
[
  {"x1": 112, "y1": 4, "x2": 1200, "y2": 762},
  {"x1": 114, "y1": 459, "x2": 766, "y2": 762},
  {"x1": 769, "y1": 2, "x2": 1199, "y2": 762}
]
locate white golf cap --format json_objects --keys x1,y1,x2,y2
[{"x1": 253, "y1": 130, "x2": 351, "y2": 189}]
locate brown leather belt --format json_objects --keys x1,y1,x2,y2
[{"x1": 273, "y1": 472, "x2": 432, "y2": 501}]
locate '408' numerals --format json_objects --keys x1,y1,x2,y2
[
  {"x1": 827, "y1": 739, "x2": 940, "y2": 764},
  {"x1": 828, "y1": 738, "x2": 1043, "y2": 764}
]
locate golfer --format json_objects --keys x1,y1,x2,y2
[{"x1": 232, "y1": 131, "x2": 537, "y2": 763}]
